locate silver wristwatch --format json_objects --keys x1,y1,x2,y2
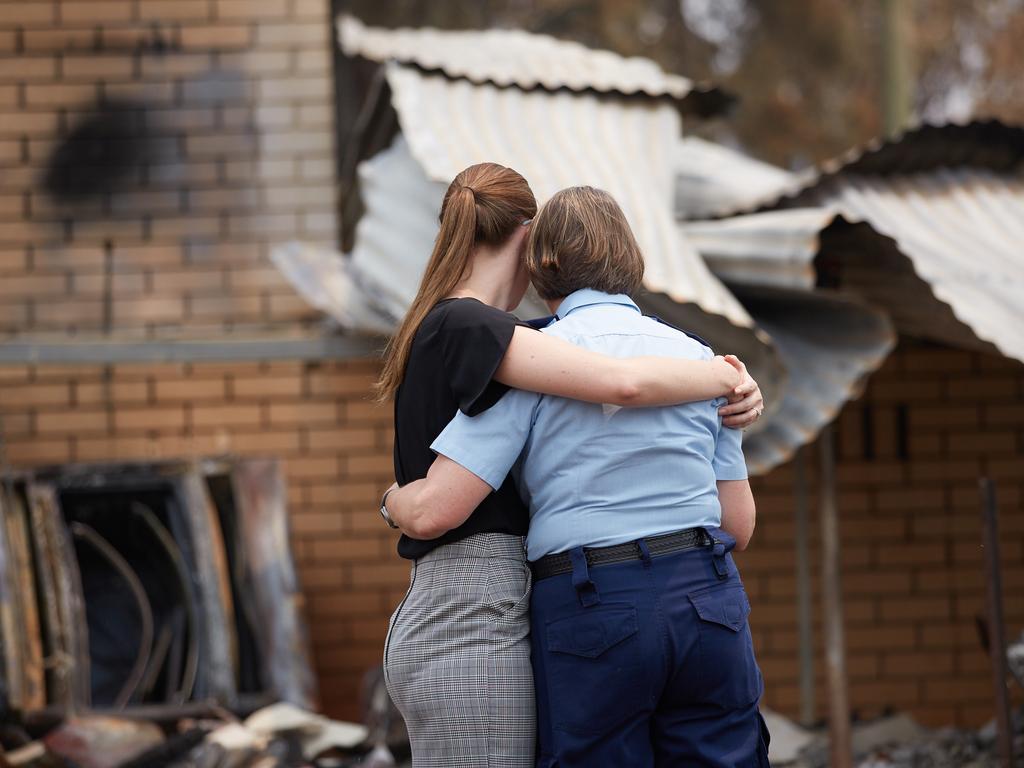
[{"x1": 380, "y1": 487, "x2": 399, "y2": 529}]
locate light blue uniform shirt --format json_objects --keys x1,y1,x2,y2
[{"x1": 431, "y1": 289, "x2": 748, "y2": 562}]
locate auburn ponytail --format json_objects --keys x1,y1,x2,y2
[{"x1": 375, "y1": 163, "x2": 537, "y2": 402}]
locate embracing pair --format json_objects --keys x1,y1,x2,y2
[{"x1": 376, "y1": 163, "x2": 770, "y2": 767}]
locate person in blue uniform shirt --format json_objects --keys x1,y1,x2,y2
[{"x1": 386, "y1": 186, "x2": 770, "y2": 768}]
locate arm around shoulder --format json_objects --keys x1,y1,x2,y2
[{"x1": 494, "y1": 326, "x2": 741, "y2": 407}]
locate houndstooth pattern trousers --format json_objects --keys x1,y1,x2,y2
[{"x1": 384, "y1": 533, "x2": 535, "y2": 767}]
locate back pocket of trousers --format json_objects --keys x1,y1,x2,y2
[
  {"x1": 688, "y1": 580, "x2": 763, "y2": 709},
  {"x1": 544, "y1": 603, "x2": 647, "y2": 734}
]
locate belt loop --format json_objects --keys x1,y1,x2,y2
[
  {"x1": 569, "y1": 546, "x2": 601, "y2": 607},
  {"x1": 637, "y1": 539, "x2": 652, "y2": 568},
  {"x1": 712, "y1": 540, "x2": 728, "y2": 580}
]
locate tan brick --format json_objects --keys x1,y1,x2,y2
[
  {"x1": 188, "y1": 293, "x2": 262, "y2": 320},
  {"x1": 290, "y1": 0, "x2": 329, "y2": 19},
  {"x1": 113, "y1": 407, "x2": 187, "y2": 431},
  {"x1": 139, "y1": 53, "x2": 216, "y2": 78},
  {"x1": 21, "y1": 27, "x2": 96, "y2": 52},
  {"x1": 33, "y1": 299, "x2": 105, "y2": 327},
  {"x1": 232, "y1": 376, "x2": 303, "y2": 398},
  {"x1": 218, "y1": 50, "x2": 290, "y2": 74},
  {"x1": 113, "y1": 297, "x2": 185, "y2": 324},
  {"x1": 257, "y1": 75, "x2": 330, "y2": 102},
  {"x1": 191, "y1": 403, "x2": 261, "y2": 428},
  {"x1": 0, "y1": 1, "x2": 57, "y2": 25},
  {"x1": 36, "y1": 408, "x2": 108, "y2": 434},
  {"x1": 255, "y1": 22, "x2": 329, "y2": 47},
  {"x1": 185, "y1": 132, "x2": 258, "y2": 157},
  {"x1": 60, "y1": 55, "x2": 135, "y2": 80},
  {"x1": 5, "y1": 437, "x2": 72, "y2": 464},
  {"x1": 179, "y1": 23, "x2": 252, "y2": 50},
  {"x1": 149, "y1": 268, "x2": 226, "y2": 294},
  {"x1": 112, "y1": 243, "x2": 184, "y2": 267},
  {"x1": 24, "y1": 82, "x2": 97, "y2": 107},
  {"x1": 260, "y1": 129, "x2": 332, "y2": 154},
  {"x1": 0, "y1": 381, "x2": 69, "y2": 407},
  {"x1": 216, "y1": 0, "x2": 289, "y2": 19},
  {"x1": 154, "y1": 377, "x2": 226, "y2": 402},
  {"x1": 268, "y1": 401, "x2": 337, "y2": 425},
  {"x1": 295, "y1": 49, "x2": 330, "y2": 74},
  {"x1": 0, "y1": 57, "x2": 58, "y2": 82},
  {"x1": 187, "y1": 186, "x2": 260, "y2": 210},
  {"x1": 138, "y1": 0, "x2": 212, "y2": 20},
  {"x1": 0, "y1": 85, "x2": 16, "y2": 109},
  {"x1": 0, "y1": 110, "x2": 60, "y2": 138}
]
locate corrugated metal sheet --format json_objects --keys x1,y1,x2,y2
[
  {"x1": 678, "y1": 209, "x2": 898, "y2": 471},
  {"x1": 735, "y1": 288, "x2": 895, "y2": 474},
  {"x1": 385, "y1": 64, "x2": 754, "y2": 331},
  {"x1": 338, "y1": 14, "x2": 723, "y2": 110},
  {"x1": 674, "y1": 137, "x2": 798, "y2": 220},
  {"x1": 702, "y1": 122, "x2": 1024, "y2": 363}
]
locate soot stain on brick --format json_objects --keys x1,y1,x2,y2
[{"x1": 43, "y1": 100, "x2": 156, "y2": 206}]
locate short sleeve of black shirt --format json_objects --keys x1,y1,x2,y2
[
  {"x1": 392, "y1": 298, "x2": 531, "y2": 560},
  {"x1": 441, "y1": 297, "x2": 523, "y2": 416}
]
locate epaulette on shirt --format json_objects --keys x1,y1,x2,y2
[
  {"x1": 525, "y1": 315, "x2": 556, "y2": 330},
  {"x1": 645, "y1": 314, "x2": 714, "y2": 351}
]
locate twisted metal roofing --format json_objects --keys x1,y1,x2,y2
[
  {"x1": 702, "y1": 122, "x2": 1024, "y2": 363},
  {"x1": 338, "y1": 14, "x2": 725, "y2": 113},
  {"x1": 674, "y1": 137, "x2": 797, "y2": 220}
]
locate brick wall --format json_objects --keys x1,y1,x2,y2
[
  {"x1": 1, "y1": 340, "x2": 1020, "y2": 725},
  {"x1": 746, "y1": 342, "x2": 1024, "y2": 728},
  {"x1": 0, "y1": 0, "x2": 336, "y2": 335}
]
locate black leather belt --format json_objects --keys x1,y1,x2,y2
[{"x1": 530, "y1": 527, "x2": 712, "y2": 582}]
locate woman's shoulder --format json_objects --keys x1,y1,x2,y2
[{"x1": 431, "y1": 297, "x2": 517, "y2": 336}]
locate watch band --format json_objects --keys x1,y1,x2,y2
[{"x1": 380, "y1": 487, "x2": 399, "y2": 529}]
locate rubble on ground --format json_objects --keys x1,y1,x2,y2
[{"x1": 771, "y1": 708, "x2": 1024, "y2": 768}]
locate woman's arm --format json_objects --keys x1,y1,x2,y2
[
  {"x1": 493, "y1": 326, "x2": 742, "y2": 407},
  {"x1": 384, "y1": 457, "x2": 489, "y2": 540},
  {"x1": 718, "y1": 479, "x2": 756, "y2": 551}
]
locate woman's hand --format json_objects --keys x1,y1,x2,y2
[{"x1": 718, "y1": 355, "x2": 764, "y2": 429}]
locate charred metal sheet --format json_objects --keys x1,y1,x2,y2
[
  {"x1": 230, "y1": 459, "x2": 316, "y2": 709},
  {"x1": 337, "y1": 14, "x2": 727, "y2": 115},
  {"x1": 173, "y1": 469, "x2": 237, "y2": 705},
  {"x1": 1, "y1": 486, "x2": 46, "y2": 712},
  {"x1": 27, "y1": 483, "x2": 90, "y2": 712}
]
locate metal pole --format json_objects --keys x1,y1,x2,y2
[
  {"x1": 819, "y1": 425, "x2": 852, "y2": 768},
  {"x1": 980, "y1": 478, "x2": 1013, "y2": 768},
  {"x1": 881, "y1": 0, "x2": 913, "y2": 138},
  {"x1": 793, "y1": 449, "x2": 816, "y2": 726}
]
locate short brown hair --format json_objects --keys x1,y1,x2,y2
[{"x1": 525, "y1": 186, "x2": 645, "y2": 300}]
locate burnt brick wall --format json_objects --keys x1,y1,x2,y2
[
  {"x1": 1, "y1": 341, "x2": 1021, "y2": 726},
  {"x1": 0, "y1": 0, "x2": 336, "y2": 335},
  {"x1": 745, "y1": 342, "x2": 1024, "y2": 728}
]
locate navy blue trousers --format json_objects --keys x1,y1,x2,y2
[{"x1": 530, "y1": 529, "x2": 770, "y2": 767}]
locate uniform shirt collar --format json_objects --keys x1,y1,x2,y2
[{"x1": 554, "y1": 288, "x2": 641, "y2": 320}]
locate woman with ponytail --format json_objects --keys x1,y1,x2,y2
[{"x1": 377, "y1": 164, "x2": 763, "y2": 767}]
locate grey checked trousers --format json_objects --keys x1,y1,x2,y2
[{"x1": 384, "y1": 533, "x2": 535, "y2": 767}]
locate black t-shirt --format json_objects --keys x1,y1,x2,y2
[{"x1": 393, "y1": 298, "x2": 531, "y2": 560}]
